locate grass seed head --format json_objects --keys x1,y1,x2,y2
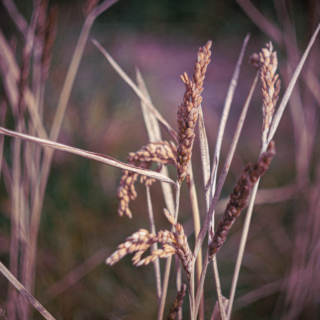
[
  {"x1": 166, "y1": 284, "x2": 187, "y2": 320},
  {"x1": 209, "y1": 141, "x2": 276, "y2": 258},
  {"x1": 177, "y1": 41, "x2": 212, "y2": 183},
  {"x1": 117, "y1": 141, "x2": 177, "y2": 218},
  {"x1": 251, "y1": 41, "x2": 281, "y2": 145}
]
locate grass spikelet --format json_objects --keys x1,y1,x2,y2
[
  {"x1": 117, "y1": 141, "x2": 177, "y2": 218},
  {"x1": 166, "y1": 284, "x2": 187, "y2": 320},
  {"x1": 176, "y1": 41, "x2": 212, "y2": 183},
  {"x1": 251, "y1": 41, "x2": 281, "y2": 145},
  {"x1": 106, "y1": 229, "x2": 153, "y2": 265},
  {"x1": 208, "y1": 141, "x2": 276, "y2": 257},
  {"x1": 107, "y1": 209, "x2": 193, "y2": 280}
]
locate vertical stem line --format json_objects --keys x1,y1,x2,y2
[
  {"x1": 158, "y1": 183, "x2": 180, "y2": 320},
  {"x1": 187, "y1": 164, "x2": 203, "y2": 319},
  {"x1": 146, "y1": 186, "x2": 162, "y2": 304}
]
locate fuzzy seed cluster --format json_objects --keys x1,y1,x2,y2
[
  {"x1": 176, "y1": 41, "x2": 212, "y2": 183},
  {"x1": 209, "y1": 141, "x2": 276, "y2": 258},
  {"x1": 117, "y1": 141, "x2": 177, "y2": 218},
  {"x1": 251, "y1": 42, "x2": 281, "y2": 145}
]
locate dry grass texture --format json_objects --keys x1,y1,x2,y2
[
  {"x1": 166, "y1": 284, "x2": 187, "y2": 320},
  {"x1": 117, "y1": 141, "x2": 177, "y2": 218},
  {"x1": 209, "y1": 141, "x2": 276, "y2": 257},
  {"x1": 107, "y1": 208, "x2": 193, "y2": 280},
  {"x1": 177, "y1": 41, "x2": 212, "y2": 183},
  {"x1": 251, "y1": 41, "x2": 281, "y2": 145},
  {"x1": 1, "y1": 1, "x2": 320, "y2": 319}
]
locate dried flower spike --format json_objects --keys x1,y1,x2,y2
[
  {"x1": 107, "y1": 208, "x2": 193, "y2": 280},
  {"x1": 209, "y1": 141, "x2": 276, "y2": 258},
  {"x1": 176, "y1": 41, "x2": 212, "y2": 183},
  {"x1": 166, "y1": 284, "x2": 187, "y2": 320},
  {"x1": 117, "y1": 141, "x2": 177, "y2": 218},
  {"x1": 251, "y1": 42, "x2": 281, "y2": 145}
]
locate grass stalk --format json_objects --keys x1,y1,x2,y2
[
  {"x1": 0, "y1": 126, "x2": 174, "y2": 185},
  {"x1": 226, "y1": 25, "x2": 320, "y2": 318},
  {"x1": 193, "y1": 71, "x2": 259, "y2": 268},
  {"x1": 146, "y1": 186, "x2": 162, "y2": 304},
  {"x1": 195, "y1": 35, "x2": 249, "y2": 320},
  {"x1": 186, "y1": 163, "x2": 203, "y2": 319},
  {"x1": 157, "y1": 182, "x2": 180, "y2": 320},
  {"x1": 0, "y1": 261, "x2": 55, "y2": 320}
]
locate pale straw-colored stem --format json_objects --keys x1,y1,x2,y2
[
  {"x1": 158, "y1": 183, "x2": 180, "y2": 320},
  {"x1": 205, "y1": 35, "x2": 250, "y2": 320},
  {"x1": 193, "y1": 73, "x2": 259, "y2": 317},
  {"x1": 0, "y1": 100, "x2": 6, "y2": 182},
  {"x1": 195, "y1": 107, "x2": 210, "y2": 320},
  {"x1": 193, "y1": 71, "x2": 259, "y2": 268},
  {"x1": 0, "y1": 127, "x2": 174, "y2": 185},
  {"x1": 0, "y1": 261, "x2": 55, "y2": 320},
  {"x1": 8, "y1": 121, "x2": 22, "y2": 320},
  {"x1": 146, "y1": 186, "x2": 162, "y2": 304},
  {"x1": 210, "y1": 33, "x2": 250, "y2": 202},
  {"x1": 268, "y1": 23, "x2": 320, "y2": 142},
  {"x1": 194, "y1": 251, "x2": 209, "y2": 317},
  {"x1": 174, "y1": 254, "x2": 182, "y2": 320},
  {"x1": 212, "y1": 256, "x2": 226, "y2": 320},
  {"x1": 194, "y1": 69, "x2": 258, "y2": 318},
  {"x1": 226, "y1": 25, "x2": 320, "y2": 319},
  {"x1": 186, "y1": 163, "x2": 202, "y2": 320},
  {"x1": 136, "y1": 68, "x2": 175, "y2": 214},
  {"x1": 226, "y1": 179, "x2": 260, "y2": 320}
]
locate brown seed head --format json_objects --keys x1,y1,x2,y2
[
  {"x1": 166, "y1": 284, "x2": 187, "y2": 320},
  {"x1": 117, "y1": 141, "x2": 177, "y2": 218},
  {"x1": 209, "y1": 141, "x2": 276, "y2": 258},
  {"x1": 251, "y1": 42, "x2": 281, "y2": 145},
  {"x1": 176, "y1": 41, "x2": 212, "y2": 183},
  {"x1": 107, "y1": 208, "x2": 193, "y2": 280}
]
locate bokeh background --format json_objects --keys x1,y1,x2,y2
[{"x1": 1, "y1": 0, "x2": 320, "y2": 319}]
